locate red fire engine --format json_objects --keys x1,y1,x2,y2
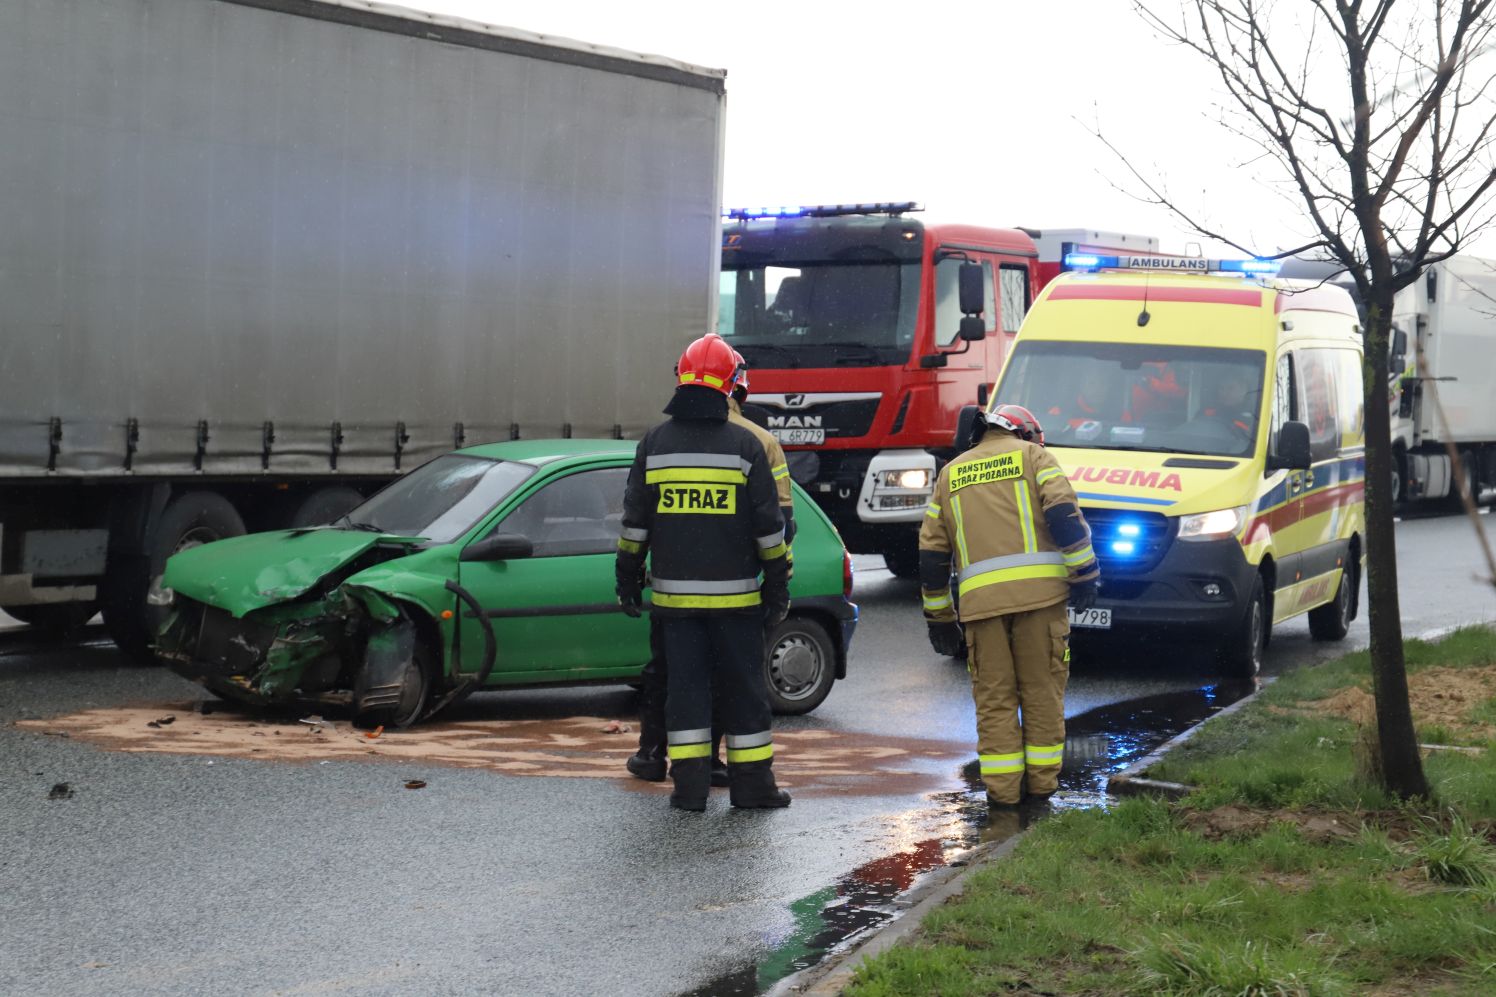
[{"x1": 719, "y1": 204, "x2": 1156, "y2": 575}]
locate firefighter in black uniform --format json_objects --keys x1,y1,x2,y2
[{"x1": 616, "y1": 333, "x2": 793, "y2": 811}]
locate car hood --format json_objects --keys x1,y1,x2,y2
[{"x1": 163, "y1": 529, "x2": 421, "y2": 618}]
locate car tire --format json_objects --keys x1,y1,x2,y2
[
  {"x1": 1308, "y1": 557, "x2": 1357, "y2": 642},
  {"x1": 288, "y1": 486, "x2": 365, "y2": 528},
  {"x1": 103, "y1": 491, "x2": 246, "y2": 663},
  {"x1": 2, "y1": 602, "x2": 98, "y2": 635},
  {"x1": 353, "y1": 639, "x2": 434, "y2": 730},
  {"x1": 1218, "y1": 573, "x2": 1267, "y2": 678},
  {"x1": 764, "y1": 615, "x2": 836, "y2": 716}
]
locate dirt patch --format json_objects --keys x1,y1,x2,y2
[
  {"x1": 1313, "y1": 664, "x2": 1496, "y2": 741},
  {"x1": 1184, "y1": 805, "x2": 1360, "y2": 843},
  {"x1": 17, "y1": 702, "x2": 972, "y2": 800}
]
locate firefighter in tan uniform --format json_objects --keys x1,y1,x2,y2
[{"x1": 918, "y1": 404, "x2": 1100, "y2": 808}]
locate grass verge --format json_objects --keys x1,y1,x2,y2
[{"x1": 846, "y1": 627, "x2": 1496, "y2": 996}]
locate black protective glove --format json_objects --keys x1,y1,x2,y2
[
  {"x1": 1069, "y1": 577, "x2": 1100, "y2": 613},
  {"x1": 616, "y1": 557, "x2": 645, "y2": 618},
  {"x1": 927, "y1": 620, "x2": 966, "y2": 658},
  {"x1": 762, "y1": 584, "x2": 790, "y2": 629}
]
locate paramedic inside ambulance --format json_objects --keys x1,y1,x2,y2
[{"x1": 1048, "y1": 366, "x2": 1113, "y2": 433}]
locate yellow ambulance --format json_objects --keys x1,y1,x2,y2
[{"x1": 985, "y1": 254, "x2": 1365, "y2": 675}]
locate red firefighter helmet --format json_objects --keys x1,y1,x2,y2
[
  {"x1": 986, "y1": 403, "x2": 1045, "y2": 445},
  {"x1": 675, "y1": 333, "x2": 738, "y2": 395},
  {"x1": 731, "y1": 349, "x2": 750, "y2": 393}
]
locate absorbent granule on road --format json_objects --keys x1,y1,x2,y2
[{"x1": 16, "y1": 703, "x2": 972, "y2": 800}]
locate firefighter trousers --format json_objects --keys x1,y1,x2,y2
[
  {"x1": 662, "y1": 614, "x2": 774, "y2": 771},
  {"x1": 966, "y1": 600, "x2": 1070, "y2": 804},
  {"x1": 637, "y1": 616, "x2": 721, "y2": 761}
]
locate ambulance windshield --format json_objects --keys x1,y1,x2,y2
[
  {"x1": 994, "y1": 342, "x2": 1268, "y2": 458},
  {"x1": 718, "y1": 260, "x2": 920, "y2": 367}
]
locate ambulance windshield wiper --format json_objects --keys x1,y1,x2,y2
[{"x1": 1082, "y1": 443, "x2": 1191, "y2": 454}]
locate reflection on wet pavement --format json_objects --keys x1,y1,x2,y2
[{"x1": 682, "y1": 680, "x2": 1257, "y2": 996}]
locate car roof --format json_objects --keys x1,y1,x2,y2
[{"x1": 454, "y1": 438, "x2": 637, "y2": 467}]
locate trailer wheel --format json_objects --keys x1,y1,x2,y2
[
  {"x1": 1, "y1": 602, "x2": 98, "y2": 635},
  {"x1": 104, "y1": 491, "x2": 246, "y2": 663},
  {"x1": 288, "y1": 486, "x2": 365, "y2": 528},
  {"x1": 1391, "y1": 448, "x2": 1409, "y2": 512}
]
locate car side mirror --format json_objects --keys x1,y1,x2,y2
[
  {"x1": 958, "y1": 316, "x2": 986, "y2": 342},
  {"x1": 460, "y1": 532, "x2": 534, "y2": 562},
  {"x1": 1267, "y1": 420, "x2": 1312, "y2": 471},
  {"x1": 958, "y1": 261, "x2": 984, "y2": 315}
]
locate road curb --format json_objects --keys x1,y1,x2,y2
[
  {"x1": 770, "y1": 679, "x2": 1275, "y2": 996},
  {"x1": 1105, "y1": 677, "x2": 1274, "y2": 798},
  {"x1": 768, "y1": 831, "x2": 1029, "y2": 997}
]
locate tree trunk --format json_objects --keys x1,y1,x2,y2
[{"x1": 1360, "y1": 295, "x2": 1430, "y2": 800}]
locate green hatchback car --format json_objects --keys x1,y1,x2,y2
[{"x1": 156, "y1": 440, "x2": 858, "y2": 727}]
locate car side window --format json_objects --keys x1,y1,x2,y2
[{"x1": 490, "y1": 468, "x2": 628, "y2": 557}]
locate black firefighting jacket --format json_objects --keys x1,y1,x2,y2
[{"x1": 616, "y1": 387, "x2": 790, "y2": 617}]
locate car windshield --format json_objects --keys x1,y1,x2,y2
[
  {"x1": 718, "y1": 260, "x2": 919, "y2": 368},
  {"x1": 994, "y1": 341, "x2": 1269, "y2": 458},
  {"x1": 342, "y1": 455, "x2": 535, "y2": 544}
]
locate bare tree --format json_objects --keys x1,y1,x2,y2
[{"x1": 1122, "y1": 0, "x2": 1496, "y2": 799}]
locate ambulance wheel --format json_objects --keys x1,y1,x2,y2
[
  {"x1": 764, "y1": 616, "x2": 835, "y2": 715},
  {"x1": 1219, "y1": 574, "x2": 1267, "y2": 678},
  {"x1": 1309, "y1": 557, "x2": 1356, "y2": 642}
]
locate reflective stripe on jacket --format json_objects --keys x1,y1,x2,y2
[{"x1": 918, "y1": 431, "x2": 1096, "y2": 623}]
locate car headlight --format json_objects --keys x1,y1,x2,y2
[
  {"x1": 877, "y1": 468, "x2": 931, "y2": 490},
  {"x1": 1176, "y1": 506, "x2": 1248, "y2": 542}
]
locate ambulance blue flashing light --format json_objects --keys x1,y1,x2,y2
[
  {"x1": 1111, "y1": 540, "x2": 1138, "y2": 556},
  {"x1": 1062, "y1": 252, "x2": 1281, "y2": 276},
  {"x1": 724, "y1": 202, "x2": 923, "y2": 220}
]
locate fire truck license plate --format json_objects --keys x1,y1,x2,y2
[
  {"x1": 1068, "y1": 607, "x2": 1112, "y2": 629},
  {"x1": 772, "y1": 428, "x2": 825, "y2": 445}
]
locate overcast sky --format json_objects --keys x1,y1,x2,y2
[{"x1": 393, "y1": 1, "x2": 1495, "y2": 259}]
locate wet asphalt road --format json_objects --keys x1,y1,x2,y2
[{"x1": 3, "y1": 508, "x2": 1493, "y2": 996}]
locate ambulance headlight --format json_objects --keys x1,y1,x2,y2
[
  {"x1": 878, "y1": 469, "x2": 931, "y2": 490},
  {"x1": 1176, "y1": 506, "x2": 1248, "y2": 542}
]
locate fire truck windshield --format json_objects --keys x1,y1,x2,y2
[
  {"x1": 994, "y1": 341, "x2": 1268, "y2": 458},
  {"x1": 718, "y1": 261, "x2": 920, "y2": 368}
]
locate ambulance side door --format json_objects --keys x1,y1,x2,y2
[
  {"x1": 1266, "y1": 350, "x2": 1305, "y2": 618},
  {"x1": 1293, "y1": 347, "x2": 1350, "y2": 610}
]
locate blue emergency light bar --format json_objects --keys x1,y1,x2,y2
[
  {"x1": 1062, "y1": 252, "x2": 1281, "y2": 276},
  {"x1": 724, "y1": 202, "x2": 924, "y2": 220}
]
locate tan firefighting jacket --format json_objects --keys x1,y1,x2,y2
[
  {"x1": 918, "y1": 430, "x2": 1098, "y2": 623},
  {"x1": 728, "y1": 398, "x2": 793, "y2": 509}
]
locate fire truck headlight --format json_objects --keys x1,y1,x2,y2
[{"x1": 879, "y1": 469, "x2": 930, "y2": 490}]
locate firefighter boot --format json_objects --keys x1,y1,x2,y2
[
  {"x1": 626, "y1": 711, "x2": 667, "y2": 781},
  {"x1": 728, "y1": 760, "x2": 791, "y2": 809},
  {"x1": 669, "y1": 757, "x2": 711, "y2": 812}
]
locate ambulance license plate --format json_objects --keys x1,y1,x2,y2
[
  {"x1": 1068, "y1": 607, "x2": 1112, "y2": 629},
  {"x1": 773, "y1": 428, "x2": 825, "y2": 445}
]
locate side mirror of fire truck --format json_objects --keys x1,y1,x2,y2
[
  {"x1": 958, "y1": 316, "x2": 986, "y2": 342},
  {"x1": 958, "y1": 261, "x2": 984, "y2": 316},
  {"x1": 955, "y1": 404, "x2": 985, "y2": 452}
]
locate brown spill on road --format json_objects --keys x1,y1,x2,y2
[{"x1": 18, "y1": 703, "x2": 971, "y2": 799}]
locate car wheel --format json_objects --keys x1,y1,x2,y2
[
  {"x1": 764, "y1": 615, "x2": 836, "y2": 715},
  {"x1": 103, "y1": 491, "x2": 246, "y2": 663},
  {"x1": 1218, "y1": 573, "x2": 1267, "y2": 679},
  {"x1": 354, "y1": 639, "x2": 433, "y2": 729},
  {"x1": 1308, "y1": 557, "x2": 1356, "y2": 642},
  {"x1": 2, "y1": 602, "x2": 98, "y2": 635}
]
